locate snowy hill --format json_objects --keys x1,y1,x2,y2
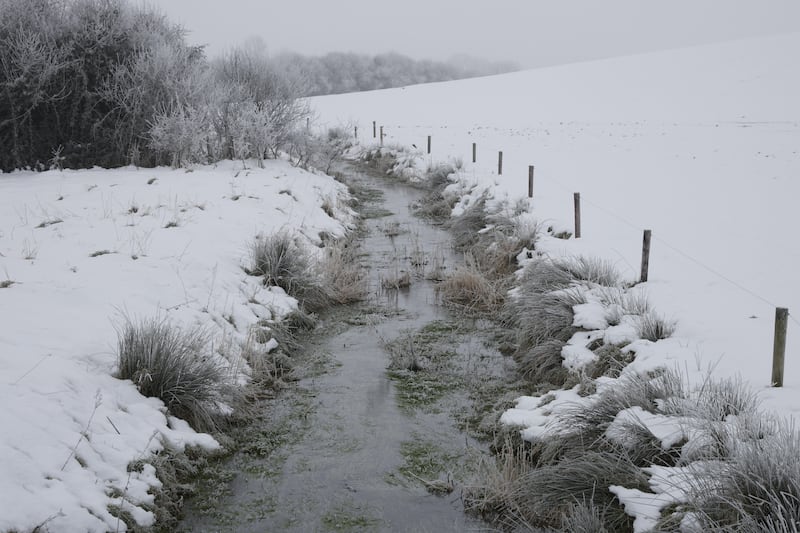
[{"x1": 312, "y1": 33, "x2": 800, "y2": 418}]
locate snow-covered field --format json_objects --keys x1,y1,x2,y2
[
  {"x1": 0, "y1": 161, "x2": 352, "y2": 531},
  {"x1": 2, "y1": 30, "x2": 798, "y2": 532},
  {"x1": 312, "y1": 33, "x2": 800, "y2": 416}
]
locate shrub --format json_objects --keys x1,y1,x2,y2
[
  {"x1": 313, "y1": 126, "x2": 354, "y2": 174},
  {"x1": 116, "y1": 316, "x2": 228, "y2": 432}
]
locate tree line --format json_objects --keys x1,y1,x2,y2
[
  {"x1": 0, "y1": 0, "x2": 516, "y2": 172},
  {"x1": 273, "y1": 51, "x2": 518, "y2": 97}
]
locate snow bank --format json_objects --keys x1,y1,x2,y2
[{"x1": 0, "y1": 160, "x2": 352, "y2": 531}]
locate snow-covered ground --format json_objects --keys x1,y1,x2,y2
[
  {"x1": 311, "y1": 33, "x2": 800, "y2": 417},
  {"x1": 0, "y1": 160, "x2": 352, "y2": 531}
]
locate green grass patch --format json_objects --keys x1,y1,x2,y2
[
  {"x1": 321, "y1": 501, "x2": 382, "y2": 532},
  {"x1": 388, "y1": 369, "x2": 462, "y2": 412},
  {"x1": 385, "y1": 434, "x2": 463, "y2": 494}
]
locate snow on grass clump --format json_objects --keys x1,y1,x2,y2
[{"x1": 0, "y1": 160, "x2": 352, "y2": 531}]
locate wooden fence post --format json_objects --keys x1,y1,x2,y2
[
  {"x1": 472, "y1": 142, "x2": 476, "y2": 163},
  {"x1": 354, "y1": 126, "x2": 358, "y2": 140},
  {"x1": 427, "y1": 135, "x2": 431, "y2": 154},
  {"x1": 498, "y1": 151, "x2": 503, "y2": 175},
  {"x1": 574, "y1": 193, "x2": 581, "y2": 238},
  {"x1": 528, "y1": 165, "x2": 534, "y2": 198},
  {"x1": 772, "y1": 307, "x2": 789, "y2": 387},
  {"x1": 373, "y1": 121, "x2": 376, "y2": 138},
  {"x1": 380, "y1": 126, "x2": 384, "y2": 146},
  {"x1": 640, "y1": 230, "x2": 652, "y2": 283}
]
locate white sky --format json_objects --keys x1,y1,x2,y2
[{"x1": 156, "y1": 0, "x2": 800, "y2": 67}]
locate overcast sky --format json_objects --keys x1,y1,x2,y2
[{"x1": 158, "y1": 0, "x2": 800, "y2": 68}]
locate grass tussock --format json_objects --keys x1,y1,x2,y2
[
  {"x1": 505, "y1": 289, "x2": 586, "y2": 352},
  {"x1": 514, "y1": 451, "x2": 646, "y2": 531},
  {"x1": 515, "y1": 339, "x2": 570, "y2": 389},
  {"x1": 250, "y1": 231, "x2": 366, "y2": 312},
  {"x1": 414, "y1": 162, "x2": 460, "y2": 221},
  {"x1": 381, "y1": 269, "x2": 412, "y2": 290},
  {"x1": 587, "y1": 342, "x2": 635, "y2": 379},
  {"x1": 517, "y1": 258, "x2": 576, "y2": 294},
  {"x1": 320, "y1": 237, "x2": 368, "y2": 305},
  {"x1": 116, "y1": 316, "x2": 230, "y2": 432},
  {"x1": 636, "y1": 311, "x2": 677, "y2": 341},
  {"x1": 249, "y1": 231, "x2": 328, "y2": 311},
  {"x1": 480, "y1": 369, "x2": 800, "y2": 530},
  {"x1": 468, "y1": 371, "x2": 687, "y2": 530},
  {"x1": 472, "y1": 215, "x2": 540, "y2": 278},
  {"x1": 440, "y1": 262, "x2": 506, "y2": 314},
  {"x1": 558, "y1": 501, "x2": 611, "y2": 533},
  {"x1": 447, "y1": 194, "x2": 489, "y2": 250},
  {"x1": 659, "y1": 420, "x2": 800, "y2": 532},
  {"x1": 555, "y1": 256, "x2": 624, "y2": 287}
]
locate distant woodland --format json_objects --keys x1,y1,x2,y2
[{"x1": 273, "y1": 52, "x2": 518, "y2": 96}]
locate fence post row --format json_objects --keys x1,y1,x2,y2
[
  {"x1": 380, "y1": 126, "x2": 384, "y2": 146},
  {"x1": 772, "y1": 307, "x2": 789, "y2": 387}
]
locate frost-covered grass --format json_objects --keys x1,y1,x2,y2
[
  {"x1": 555, "y1": 255, "x2": 624, "y2": 288},
  {"x1": 250, "y1": 231, "x2": 329, "y2": 312},
  {"x1": 439, "y1": 261, "x2": 506, "y2": 314},
  {"x1": 116, "y1": 316, "x2": 231, "y2": 433}
]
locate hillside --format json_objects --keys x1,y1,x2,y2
[{"x1": 311, "y1": 33, "x2": 800, "y2": 419}]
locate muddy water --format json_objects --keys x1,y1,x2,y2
[{"x1": 181, "y1": 166, "x2": 491, "y2": 532}]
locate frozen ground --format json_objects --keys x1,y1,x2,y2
[{"x1": 0, "y1": 160, "x2": 352, "y2": 531}]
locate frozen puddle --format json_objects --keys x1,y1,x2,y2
[{"x1": 180, "y1": 165, "x2": 490, "y2": 532}]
